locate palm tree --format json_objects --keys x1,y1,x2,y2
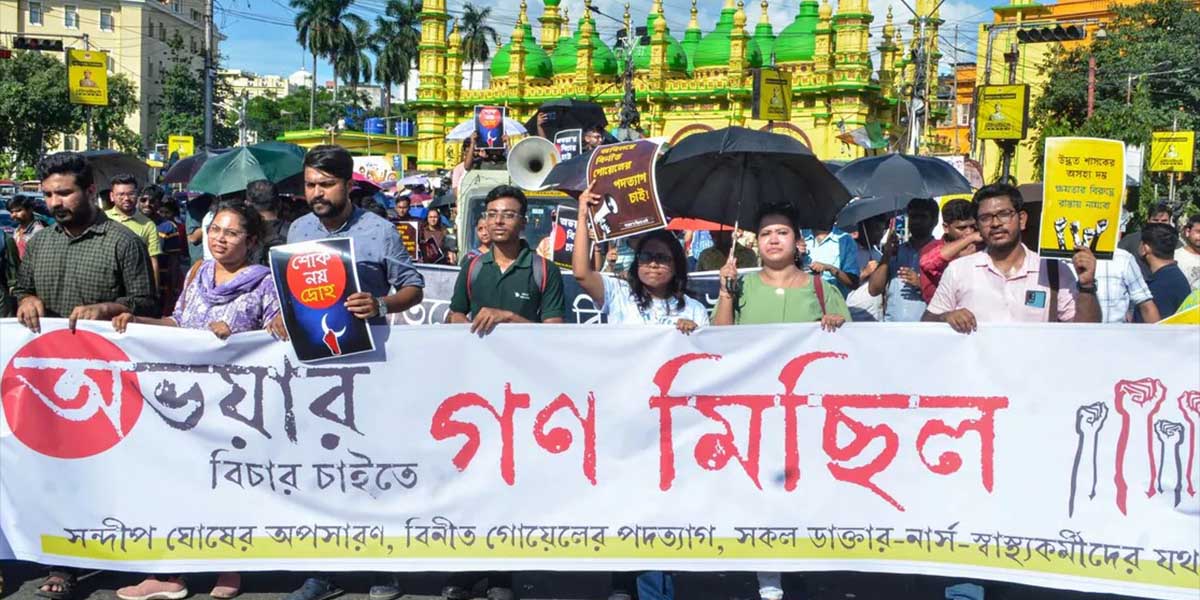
[
  {"x1": 290, "y1": 0, "x2": 338, "y2": 128},
  {"x1": 336, "y1": 19, "x2": 374, "y2": 102},
  {"x1": 372, "y1": 0, "x2": 421, "y2": 116},
  {"x1": 326, "y1": 0, "x2": 366, "y2": 105},
  {"x1": 459, "y1": 3, "x2": 500, "y2": 90}
]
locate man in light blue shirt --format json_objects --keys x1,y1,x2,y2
[
  {"x1": 866, "y1": 198, "x2": 938, "y2": 322},
  {"x1": 801, "y1": 226, "x2": 860, "y2": 298}
]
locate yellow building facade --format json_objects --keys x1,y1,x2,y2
[
  {"x1": 971, "y1": 0, "x2": 1200, "y2": 184},
  {"x1": 413, "y1": 0, "x2": 907, "y2": 171},
  {"x1": 1, "y1": 0, "x2": 210, "y2": 151}
]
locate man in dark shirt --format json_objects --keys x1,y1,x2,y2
[
  {"x1": 448, "y1": 185, "x2": 565, "y2": 335},
  {"x1": 1135, "y1": 223, "x2": 1192, "y2": 322},
  {"x1": 13, "y1": 152, "x2": 157, "y2": 333},
  {"x1": 1118, "y1": 203, "x2": 1176, "y2": 279},
  {"x1": 246, "y1": 179, "x2": 289, "y2": 266}
]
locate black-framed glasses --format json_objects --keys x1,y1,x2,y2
[{"x1": 637, "y1": 251, "x2": 672, "y2": 266}]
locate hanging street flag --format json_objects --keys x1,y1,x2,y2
[
  {"x1": 837, "y1": 122, "x2": 889, "y2": 150},
  {"x1": 1149, "y1": 131, "x2": 1195, "y2": 173}
]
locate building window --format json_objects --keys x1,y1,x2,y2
[
  {"x1": 191, "y1": 8, "x2": 199, "y2": 21},
  {"x1": 148, "y1": 20, "x2": 153, "y2": 37},
  {"x1": 190, "y1": 36, "x2": 196, "y2": 53},
  {"x1": 64, "y1": 5, "x2": 78, "y2": 29},
  {"x1": 158, "y1": 23, "x2": 166, "y2": 42},
  {"x1": 959, "y1": 103, "x2": 972, "y2": 127},
  {"x1": 100, "y1": 8, "x2": 113, "y2": 31},
  {"x1": 29, "y1": 1, "x2": 43, "y2": 25},
  {"x1": 64, "y1": 135, "x2": 77, "y2": 151}
]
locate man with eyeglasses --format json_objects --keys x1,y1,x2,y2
[
  {"x1": 923, "y1": 183, "x2": 1101, "y2": 333},
  {"x1": 107, "y1": 173, "x2": 162, "y2": 290},
  {"x1": 448, "y1": 185, "x2": 565, "y2": 337}
]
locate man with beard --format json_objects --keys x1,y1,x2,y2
[
  {"x1": 107, "y1": 173, "x2": 162, "y2": 289},
  {"x1": 272, "y1": 144, "x2": 424, "y2": 336},
  {"x1": 923, "y1": 183, "x2": 1101, "y2": 332},
  {"x1": 14, "y1": 152, "x2": 157, "y2": 335},
  {"x1": 866, "y1": 197, "x2": 939, "y2": 322},
  {"x1": 274, "y1": 146, "x2": 423, "y2": 600}
]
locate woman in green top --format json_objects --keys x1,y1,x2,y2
[
  {"x1": 713, "y1": 203, "x2": 850, "y2": 331},
  {"x1": 714, "y1": 203, "x2": 848, "y2": 600}
]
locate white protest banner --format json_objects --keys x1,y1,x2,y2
[{"x1": 1, "y1": 321, "x2": 1197, "y2": 600}]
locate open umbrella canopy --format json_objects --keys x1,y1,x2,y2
[
  {"x1": 445, "y1": 118, "x2": 527, "y2": 142},
  {"x1": 541, "y1": 149, "x2": 594, "y2": 193},
  {"x1": 523, "y1": 99, "x2": 608, "y2": 139},
  {"x1": 188, "y1": 142, "x2": 306, "y2": 197},
  {"x1": 835, "y1": 153, "x2": 972, "y2": 205},
  {"x1": 656, "y1": 127, "x2": 850, "y2": 230},
  {"x1": 162, "y1": 148, "x2": 230, "y2": 185},
  {"x1": 80, "y1": 150, "x2": 150, "y2": 191},
  {"x1": 832, "y1": 153, "x2": 973, "y2": 229}
]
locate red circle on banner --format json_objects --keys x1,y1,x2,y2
[
  {"x1": 553, "y1": 225, "x2": 568, "y2": 252},
  {"x1": 479, "y1": 108, "x2": 503, "y2": 129},
  {"x1": 1, "y1": 330, "x2": 143, "y2": 459},
  {"x1": 286, "y1": 251, "x2": 347, "y2": 309}
]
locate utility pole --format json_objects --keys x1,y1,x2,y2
[
  {"x1": 998, "y1": 43, "x2": 1019, "y2": 183},
  {"x1": 906, "y1": 15, "x2": 926, "y2": 155},
  {"x1": 237, "y1": 92, "x2": 248, "y2": 146},
  {"x1": 203, "y1": 0, "x2": 214, "y2": 150},
  {"x1": 83, "y1": 33, "x2": 93, "y2": 151},
  {"x1": 1169, "y1": 112, "x2": 1178, "y2": 205},
  {"x1": 1087, "y1": 55, "x2": 1096, "y2": 117},
  {"x1": 952, "y1": 24, "x2": 959, "y2": 153}
]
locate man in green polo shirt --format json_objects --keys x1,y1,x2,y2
[
  {"x1": 107, "y1": 173, "x2": 162, "y2": 290},
  {"x1": 449, "y1": 184, "x2": 565, "y2": 335}
]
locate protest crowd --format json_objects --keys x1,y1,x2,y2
[{"x1": 0, "y1": 106, "x2": 1197, "y2": 600}]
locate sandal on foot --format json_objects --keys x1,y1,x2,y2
[{"x1": 35, "y1": 571, "x2": 77, "y2": 600}]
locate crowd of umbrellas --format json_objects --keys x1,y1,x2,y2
[{"x1": 83, "y1": 95, "x2": 980, "y2": 240}]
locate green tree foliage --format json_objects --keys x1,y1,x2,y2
[
  {"x1": 372, "y1": 0, "x2": 421, "y2": 117},
  {"x1": 336, "y1": 19, "x2": 374, "y2": 97},
  {"x1": 0, "y1": 51, "x2": 82, "y2": 170},
  {"x1": 1030, "y1": 0, "x2": 1199, "y2": 215},
  {"x1": 154, "y1": 34, "x2": 235, "y2": 148},
  {"x1": 82, "y1": 74, "x2": 140, "y2": 153}
]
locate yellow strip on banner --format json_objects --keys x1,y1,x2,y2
[{"x1": 41, "y1": 535, "x2": 1198, "y2": 590}]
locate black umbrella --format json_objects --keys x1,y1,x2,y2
[
  {"x1": 428, "y1": 189, "x2": 456, "y2": 210},
  {"x1": 655, "y1": 126, "x2": 850, "y2": 230},
  {"x1": 80, "y1": 150, "x2": 150, "y2": 191},
  {"x1": 823, "y1": 160, "x2": 848, "y2": 174},
  {"x1": 833, "y1": 153, "x2": 972, "y2": 227},
  {"x1": 541, "y1": 149, "x2": 595, "y2": 193},
  {"x1": 162, "y1": 148, "x2": 230, "y2": 185},
  {"x1": 523, "y1": 99, "x2": 608, "y2": 139}
]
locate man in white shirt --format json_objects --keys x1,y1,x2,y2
[
  {"x1": 1176, "y1": 214, "x2": 1200, "y2": 289},
  {"x1": 1068, "y1": 247, "x2": 1159, "y2": 323}
]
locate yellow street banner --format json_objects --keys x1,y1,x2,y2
[
  {"x1": 1040, "y1": 137, "x2": 1124, "y2": 260},
  {"x1": 67, "y1": 49, "x2": 108, "y2": 106},
  {"x1": 1149, "y1": 131, "x2": 1195, "y2": 173},
  {"x1": 752, "y1": 67, "x2": 792, "y2": 121},
  {"x1": 167, "y1": 135, "x2": 195, "y2": 160},
  {"x1": 975, "y1": 85, "x2": 1029, "y2": 141}
]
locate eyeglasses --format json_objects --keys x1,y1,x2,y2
[
  {"x1": 483, "y1": 209, "x2": 522, "y2": 222},
  {"x1": 206, "y1": 223, "x2": 246, "y2": 240},
  {"x1": 637, "y1": 251, "x2": 673, "y2": 266},
  {"x1": 977, "y1": 209, "x2": 1018, "y2": 225}
]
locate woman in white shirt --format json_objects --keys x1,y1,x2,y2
[{"x1": 573, "y1": 187, "x2": 709, "y2": 332}]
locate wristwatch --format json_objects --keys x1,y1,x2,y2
[
  {"x1": 375, "y1": 297, "x2": 389, "y2": 317},
  {"x1": 1077, "y1": 282, "x2": 1097, "y2": 294}
]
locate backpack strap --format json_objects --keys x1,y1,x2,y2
[
  {"x1": 813, "y1": 273, "x2": 827, "y2": 316},
  {"x1": 533, "y1": 256, "x2": 547, "y2": 294},
  {"x1": 466, "y1": 253, "x2": 485, "y2": 304},
  {"x1": 177, "y1": 260, "x2": 204, "y2": 313},
  {"x1": 1046, "y1": 258, "x2": 1060, "y2": 323}
]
